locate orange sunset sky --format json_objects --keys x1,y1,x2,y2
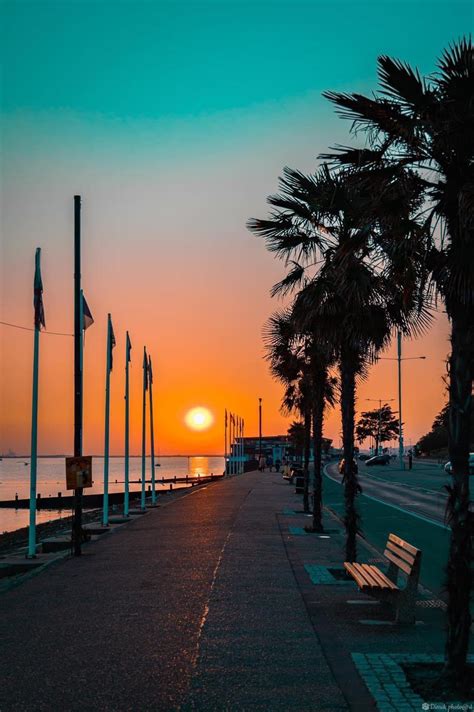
[{"x1": 1, "y1": 1, "x2": 464, "y2": 456}]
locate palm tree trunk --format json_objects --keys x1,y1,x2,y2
[
  {"x1": 340, "y1": 348, "x2": 360, "y2": 562},
  {"x1": 443, "y1": 306, "x2": 473, "y2": 689},
  {"x1": 303, "y1": 407, "x2": 311, "y2": 512},
  {"x1": 312, "y1": 378, "x2": 325, "y2": 532}
]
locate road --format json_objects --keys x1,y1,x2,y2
[{"x1": 326, "y1": 459, "x2": 451, "y2": 527}]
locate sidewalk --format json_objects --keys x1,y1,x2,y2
[{"x1": 1, "y1": 470, "x2": 468, "y2": 711}]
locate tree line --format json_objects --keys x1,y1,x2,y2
[{"x1": 248, "y1": 39, "x2": 473, "y2": 691}]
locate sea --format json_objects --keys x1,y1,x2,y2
[{"x1": 0, "y1": 456, "x2": 225, "y2": 534}]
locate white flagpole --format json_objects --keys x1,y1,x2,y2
[
  {"x1": 235, "y1": 416, "x2": 238, "y2": 475},
  {"x1": 239, "y1": 417, "x2": 243, "y2": 474},
  {"x1": 240, "y1": 417, "x2": 243, "y2": 474},
  {"x1": 103, "y1": 314, "x2": 112, "y2": 527},
  {"x1": 141, "y1": 347, "x2": 147, "y2": 511},
  {"x1": 124, "y1": 332, "x2": 130, "y2": 517},
  {"x1": 224, "y1": 410, "x2": 228, "y2": 475},
  {"x1": 148, "y1": 355, "x2": 156, "y2": 505},
  {"x1": 230, "y1": 414, "x2": 234, "y2": 475},
  {"x1": 28, "y1": 248, "x2": 43, "y2": 558},
  {"x1": 79, "y1": 290, "x2": 84, "y2": 453}
]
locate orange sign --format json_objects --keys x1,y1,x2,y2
[{"x1": 66, "y1": 456, "x2": 93, "y2": 489}]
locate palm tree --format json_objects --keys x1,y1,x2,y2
[
  {"x1": 249, "y1": 163, "x2": 428, "y2": 559},
  {"x1": 263, "y1": 309, "x2": 314, "y2": 512},
  {"x1": 323, "y1": 38, "x2": 474, "y2": 688}
]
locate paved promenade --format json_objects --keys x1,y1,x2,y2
[{"x1": 1, "y1": 470, "x2": 468, "y2": 711}]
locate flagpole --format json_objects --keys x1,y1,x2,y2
[
  {"x1": 231, "y1": 415, "x2": 235, "y2": 476},
  {"x1": 79, "y1": 290, "x2": 84, "y2": 422},
  {"x1": 27, "y1": 248, "x2": 43, "y2": 558},
  {"x1": 224, "y1": 410, "x2": 228, "y2": 476},
  {"x1": 73, "y1": 195, "x2": 83, "y2": 555},
  {"x1": 141, "y1": 347, "x2": 147, "y2": 511},
  {"x1": 103, "y1": 314, "x2": 112, "y2": 527},
  {"x1": 229, "y1": 413, "x2": 234, "y2": 476},
  {"x1": 148, "y1": 355, "x2": 156, "y2": 505},
  {"x1": 124, "y1": 332, "x2": 130, "y2": 517},
  {"x1": 239, "y1": 418, "x2": 243, "y2": 474}
]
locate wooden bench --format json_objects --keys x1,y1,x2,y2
[{"x1": 344, "y1": 533, "x2": 422, "y2": 624}]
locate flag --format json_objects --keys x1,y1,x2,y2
[
  {"x1": 126, "y1": 332, "x2": 132, "y2": 362},
  {"x1": 108, "y1": 316, "x2": 116, "y2": 372},
  {"x1": 143, "y1": 347, "x2": 148, "y2": 390},
  {"x1": 33, "y1": 248, "x2": 45, "y2": 330},
  {"x1": 82, "y1": 294, "x2": 94, "y2": 331},
  {"x1": 148, "y1": 355, "x2": 153, "y2": 385},
  {"x1": 225, "y1": 409, "x2": 228, "y2": 427}
]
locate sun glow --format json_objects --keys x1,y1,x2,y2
[{"x1": 185, "y1": 407, "x2": 214, "y2": 431}]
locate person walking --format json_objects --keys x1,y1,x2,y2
[{"x1": 259, "y1": 455, "x2": 266, "y2": 472}]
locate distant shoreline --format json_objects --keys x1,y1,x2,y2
[{"x1": 0, "y1": 454, "x2": 225, "y2": 459}]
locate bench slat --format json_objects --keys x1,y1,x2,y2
[
  {"x1": 344, "y1": 562, "x2": 372, "y2": 589},
  {"x1": 352, "y1": 563, "x2": 386, "y2": 589},
  {"x1": 367, "y1": 565, "x2": 398, "y2": 590},
  {"x1": 388, "y1": 533, "x2": 420, "y2": 557},
  {"x1": 384, "y1": 548, "x2": 414, "y2": 576},
  {"x1": 386, "y1": 540, "x2": 416, "y2": 566}
]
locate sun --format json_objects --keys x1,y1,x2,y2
[{"x1": 185, "y1": 407, "x2": 214, "y2": 431}]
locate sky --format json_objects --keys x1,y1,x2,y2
[{"x1": 0, "y1": 0, "x2": 471, "y2": 455}]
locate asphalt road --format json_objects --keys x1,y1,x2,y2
[{"x1": 326, "y1": 460, "x2": 451, "y2": 526}]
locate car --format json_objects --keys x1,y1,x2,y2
[
  {"x1": 358, "y1": 453, "x2": 370, "y2": 461},
  {"x1": 444, "y1": 453, "x2": 474, "y2": 475},
  {"x1": 365, "y1": 454, "x2": 390, "y2": 466}
]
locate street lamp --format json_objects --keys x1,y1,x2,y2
[
  {"x1": 258, "y1": 398, "x2": 262, "y2": 459},
  {"x1": 365, "y1": 398, "x2": 394, "y2": 455},
  {"x1": 375, "y1": 332, "x2": 426, "y2": 469}
]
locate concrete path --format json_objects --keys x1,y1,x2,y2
[{"x1": 1, "y1": 472, "x2": 347, "y2": 712}]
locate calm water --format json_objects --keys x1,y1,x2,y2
[{"x1": 0, "y1": 456, "x2": 224, "y2": 534}]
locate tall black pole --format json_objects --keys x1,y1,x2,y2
[
  {"x1": 73, "y1": 195, "x2": 83, "y2": 556},
  {"x1": 258, "y1": 397, "x2": 262, "y2": 459}
]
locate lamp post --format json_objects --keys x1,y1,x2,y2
[
  {"x1": 258, "y1": 398, "x2": 262, "y2": 460},
  {"x1": 376, "y1": 334, "x2": 426, "y2": 469}
]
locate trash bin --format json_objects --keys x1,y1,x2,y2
[{"x1": 295, "y1": 475, "x2": 305, "y2": 494}]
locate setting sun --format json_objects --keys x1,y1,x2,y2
[{"x1": 184, "y1": 407, "x2": 214, "y2": 432}]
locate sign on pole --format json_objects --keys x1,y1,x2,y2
[{"x1": 66, "y1": 456, "x2": 93, "y2": 489}]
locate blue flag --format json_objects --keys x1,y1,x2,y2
[
  {"x1": 143, "y1": 347, "x2": 148, "y2": 390},
  {"x1": 108, "y1": 316, "x2": 116, "y2": 372},
  {"x1": 82, "y1": 294, "x2": 94, "y2": 331},
  {"x1": 148, "y1": 355, "x2": 153, "y2": 385},
  {"x1": 33, "y1": 248, "x2": 45, "y2": 330}
]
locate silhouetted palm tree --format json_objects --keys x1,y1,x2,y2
[
  {"x1": 250, "y1": 163, "x2": 429, "y2": 559},
  {"x1": 323, "y1": 38, "x2": 474, "y2": 688},
  {"x1": 263, "y1": 309, "x2": 316, "y2": 512}
]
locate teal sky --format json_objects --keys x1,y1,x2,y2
[
  {"x1": 0, "y1": 1, "x2": 471, "y2": 453},
  {"x1": 2, "y1": 1, "x2": 472, "y2": 125}
]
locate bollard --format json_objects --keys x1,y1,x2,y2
[
  {"x1": 148, "y1": 485, "x2": 151, "y2": 492},
  {"x1": 186, "y1": 475, "x2": 189, "y2": 482},
  {"x1": 170, "y1": 483, "x2": 173, "y2": 491},
  {"x1": 58, "y1": 492, "x2": 62, "y2": 498},
  {"x1": 174, "y1": 475, "x2": 177, "y2": 483}
]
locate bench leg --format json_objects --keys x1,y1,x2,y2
[{"x1": 395, "y1": 595, "x2": 416, "y2": 624}]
